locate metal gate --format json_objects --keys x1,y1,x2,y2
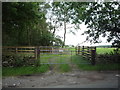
[{"x1": 39, "y1": 46, "x2": 91, "y2": 65}]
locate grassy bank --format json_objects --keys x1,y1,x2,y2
[{"x1": 2, "y1": 65, "x2": 49, "y2": 76}]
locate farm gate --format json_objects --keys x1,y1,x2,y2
[
  {"x1": 76, "y1": 46, "x2": 96, "y2": 65},
  {"x1": 2, "y1": 46, "x2": 75, "y2": 66}
]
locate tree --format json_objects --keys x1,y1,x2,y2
[
  {"x1": 52, "y1": 2, "x2": 120, "y2": 47},
  {"x1": 52, "y1": 2, "x2": 73, "y2": 47},
  {"x1": 2, "y1": 2, "x2": 62, "y2": 46},
  {"x1": 2, "y1": 2, "x2": 40, "y2": 46},
  {"x1": 69, "y1": 2, "x2": 120, "y2": 47}
]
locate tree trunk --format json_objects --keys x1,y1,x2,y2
[
  {"x1": 53, "y1": 26, "x2": 56, "y2": 35},
  {"x1": 62, "y1": 20, "x2": 66, "y2": 48}
]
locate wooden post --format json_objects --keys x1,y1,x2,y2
[
  {"x1": 87, "y1": 46, "x2": 89, "y2": 59},
  {"x1": 78, "y1": 46, "x2": 80, "y2": 55},
  {"x1": 34, "y1": 46, "x2": 40, "y2": 66},
  {"x1": 91, "y1": 47, "x2": 96, "y2": 65},
  {"x1": 36, "y1": 46, "x2": 40, "y2": 66},
  {"x1": 82, "y1": 46, "x2": 84, "y2": 56},
  {"x1": 35, "y1": 47, "x2": 37, "y2": 60},
  {"x1": 75, "y1": 47, "x2": 77, "y2": 55},
  {"x1": 15, "y1": 47, "x2": 18, "y2": 54}
]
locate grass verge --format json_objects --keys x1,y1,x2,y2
[
  {"x1": 2, "y1": 65, "x2": 49, "y2": 77},
  {"x1": 72, "y1": 55, "x2": 120, "y2": 71}
]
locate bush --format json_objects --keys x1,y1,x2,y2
[
  {"x1": 96, "y1": 49, "x2": 120, "y2": 64},
  {"x1": 2, "y1": 54, "x2": 37, "y2": 67}
]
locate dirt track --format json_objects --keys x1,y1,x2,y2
[{"x1": 2, "y1": 70, "x2": 119, "y2": 88}]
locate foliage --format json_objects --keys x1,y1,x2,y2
[
  {"x1": 71, "y1": 2, "x2": 120, "y2": 47},
  {"x1": 97, "y1": 53, "x2": 120, "y2": 64},
  {"x1": 52, "y1": 2, "x2": 120, "y2": 47},
  {"x1": 2, "y1": 54, "x2": 37, "y2": 67},
  {"x1": 2, "y1": 2, "x2": 63, "y2": 46},
  {"x1": 52, "y1": 2, "x2": 74, "y2": 47},
  {"x1": 96, "y1": 47, "x2": 120, "y2": 64},
  {"x1": 71, "y1": 55, "x2": 120, "y2": 70}
]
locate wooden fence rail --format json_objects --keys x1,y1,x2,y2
[
  {"x1": 75, "y1": 46, "x2": 96, "y2": 65},
  {"x1": 2, "y1": 46, "x2": 68, "y2": 66},
  {"x1": 2, "y1": 46, "x2": 41, "y2": 66}
]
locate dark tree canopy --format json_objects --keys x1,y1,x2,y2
[{"x1": 2, "y1": 2, "x2": 63, "y2": 46}]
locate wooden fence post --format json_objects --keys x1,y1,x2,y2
[
  {"x1": 87, "y1": 46, "x2": 89, "y2": 59},
  {"x1": 78, "y1": 46, "x2": 80, "y2": 55},
  {"x1": 15, "y1": 47, "x2": 18, "y2": 54},
  {"x1": 34, "y1": 47, "x2": 40, "y2": 66},
  {"x1": 35, "y1": 47, "x2": 37, "y2": 60},
  {"x1": 36, "y1": 46, "x2": 40, "y2": 66},
  {"x1": 91, "y1": 47, "x2": 96, "y2": 65},
  {"x1": 75, "y1": 47, "x2": 77, "y2": 55},
  {"x1": 82, "y1": 46, "x2": 84, "y2": 56}
]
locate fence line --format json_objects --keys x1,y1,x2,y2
[
  {"x1": 76, "y1": 46, "x2": 96, "y2": 65},
  {"x1": 2, "y1": 46, "x2": 69, "y2": 60},
  {"x1": 2, "y1": 46, "x2": 40, "y2": 65}
]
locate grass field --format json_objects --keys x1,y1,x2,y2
[{"x1": 96, "y1": 48, "x2": 115, "y2": 54}]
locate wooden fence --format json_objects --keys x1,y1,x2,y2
[
  {"x1": 75, "y1": 46, "x2": 96, "y2": 65},
  {"x1": 2, "y1": 46, "x2": 41, "y2": 66},
  {"x1": 2, "y1": 46, "x2": 67, "y2": 63}
]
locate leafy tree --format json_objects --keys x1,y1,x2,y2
[
  {"x1": 69, "y1": 2, "x2": 120, "y2": 47},
  {"x1": 2, "y1": 2, "x2": 40, "y2": 46},
  {"x1": 52, "y1": 2, "x2": 74, "y2": 47},
  {"x1": 81, "y1": 2, "x2": 120, "y2": 47},
  {"x1": 2, "y1": 2, "x2": 62, "y2": 46},
  {"x1": 52, "y1": 2, "x2": 120, "y2": 47}
]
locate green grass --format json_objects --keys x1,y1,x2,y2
[
  {"x1": 76, "y1": 63, "x2": 119, "y2": 71},
  {"x1": 2, "y1": 54, "x2": 72, "y2": 76},
  {"x1": 71, "y1": 55, "x2": 90, "y2": 64},
  {"x1": 40, "y1": 54, "x2": 71, "y2": 64},
  {"x1": 2, "y1": 65, "x2": 49, "y2": 76},
  {"x1": 72, "y1": 55, "x2": 120, "y2": 71},
  {"x1": 40, "y1": 54, "x2": 72, "y2": 72},
  {"x1": 96, "y1": 48, "x2": 115, "y2": 54},
  {"x1": 59, "y1": 64, "x2": 71, "y2": 72}
]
